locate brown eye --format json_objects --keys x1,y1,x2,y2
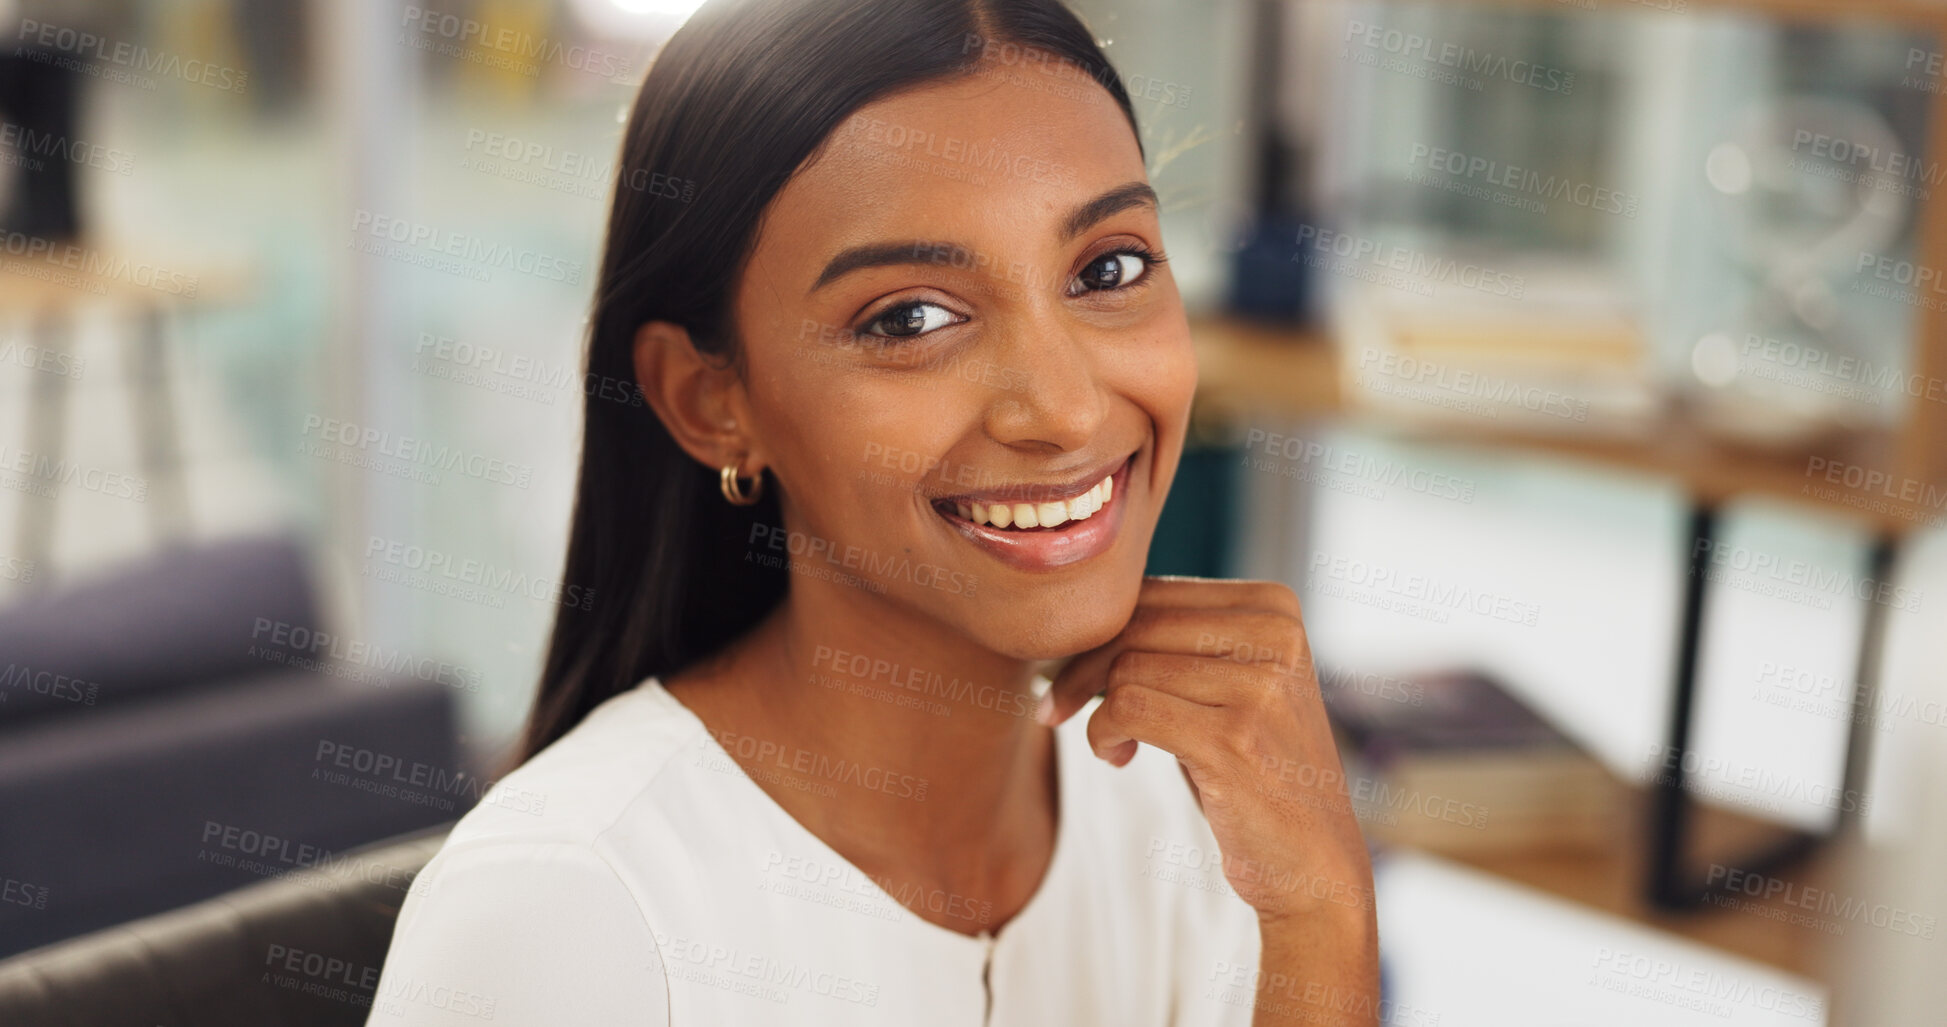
[
  {"x1": 863, "y1": 301, "x2": 958, "y2": 339},
  {"x1": 1076, "y1": 250, "x2": 1150, "y2": 292}
]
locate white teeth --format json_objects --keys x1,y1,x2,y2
[
  {"x1": 954, "y1": 472, "x2": 1117, "y2": 530},
  {"x1": 1072, "y1": 484, "x2": 1100, "y2": 519}
]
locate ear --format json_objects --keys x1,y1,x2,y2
[{"x1": 632, "y1": 320, "x2": 763, "y2": 476}]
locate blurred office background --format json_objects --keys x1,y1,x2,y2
[{"x1": 1, "y1": 0, "x2": 1945, "y2": 1023}]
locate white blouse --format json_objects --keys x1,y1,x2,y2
[{"x1": 367, "y1": 676, "x2": 1262, "y2": 1025}]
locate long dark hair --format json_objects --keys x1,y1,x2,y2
[{"x1": 513, "y1": 0, "x2": 1144, "y2": 765}]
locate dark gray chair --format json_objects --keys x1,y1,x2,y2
[
  {"x1": 0, "y1": 533, "x2": 464, "y2": 957},
  {"x1": 0, "y1": 825, "x2": 449, "y2": 1026}
]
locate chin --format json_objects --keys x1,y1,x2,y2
[{"x1": 966, "y1": 568, "x2": 1146, "y2": 662}]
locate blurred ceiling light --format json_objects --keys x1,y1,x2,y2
[
  {"x1": 569, "y1": 0, "x2": 708, "y2": 41},
  {"x1": 1790, "y1": 279, "x2": 1837, "y2": 334},
  {"x1": 1690, "y1": 331, "x2": 1741, "y2": 389},
  {"x1": 1704, "y1": 143, "x2": 1752, "y2": 196},
  {"x1": 612, "y1": 0, "x2": 707, "y2": 12}
]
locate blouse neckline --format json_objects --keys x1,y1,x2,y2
[{"x1": 638, "y1": 675, "x2": 1074, "y2": 953}]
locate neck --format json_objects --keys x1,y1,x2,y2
[{"x1": 693, "y1": 575, "x2": 1058, "y2": 881}]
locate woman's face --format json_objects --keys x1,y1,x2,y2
[{"x1": 731, "y1": 59, "x2": 1196, "y2": 660}]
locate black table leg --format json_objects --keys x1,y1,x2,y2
[{"x1": 1647, "y1": 502, "x2": 1898, "y2": 910}]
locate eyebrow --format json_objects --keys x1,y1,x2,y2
[
  {"x1": 809, "y1": 180, "x2": 1158, "y2": 293},
  {"x1": 1059, "y1": 181, "x2": 1157, "y2": 242}
]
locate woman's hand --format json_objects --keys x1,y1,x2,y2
[
  {"x1": 1042, "y1": 576, "x2": 1380, "y2": 1024},
  {"x1": 1041, "y1": 575, "x2": 1374, "y2": 926}
]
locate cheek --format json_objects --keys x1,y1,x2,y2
[
  {"x1": 1162, "y1": 338, "x2": 1199, "y2": 414},
  {"x1": 1122, "y1": 328, "x2": 1198, "y2": 431},
  {"x1": 764, "y1": 377, "x2": 959, "y2": 517}
]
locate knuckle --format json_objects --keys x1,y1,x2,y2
[
  {"x1": 1195, "y1": 762, "x2": 1244, "y2": 804},
  {"x1": 1267, "y1": 617, "x2": 1306, "y2": 659},
  {"x1": 1242, "y1": 578, "x2": 1302, "y2": 616},
  {"x1": 1104, "y1": 683, "x2": 1153, "y2": 722},
  {"x1": 1243, "y1": 611, "x2": 1292, "y2": 646},
  {"x1": 1243, "y1": 668, "x2": 1288, "y2": 708},
  {"x1": 1107, "y1": 648, "x2": 1151, "y2": 685},
  {"x1": 1218, "y1": 722, "x2": 1264, "y2": 766}
]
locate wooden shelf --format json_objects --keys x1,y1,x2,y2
[
  {"x1": 0, "y1": 237, "x2": 253, "y2": 309},
  {"x1": 1191, "y1": 316, "x2": 1339, "y2": 419},
  {"x1": 1419, "y1": 787, "x2": 1844, "y2": 982},
  {"x1": 1192, "y1": 316, "x2": 1943, "y2": 536},
  {"x1": 1444, "y1": 0, "x2": 1947, "y2": 30}
]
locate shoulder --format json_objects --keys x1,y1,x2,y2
[
  {"x1": 371, "y1": 839, "x2": 669, "y2": 1025},
  {"x1": 443, "y1": 680, "x2": 698, "y2": 850},
  {"x1": 369, "y1": 683, "x2": 690, "y2": 1025}
]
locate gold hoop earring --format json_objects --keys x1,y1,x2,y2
[{"x1": 720, "y1": 459, "x2": 763, "y2": 506}]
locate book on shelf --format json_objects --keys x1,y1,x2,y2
[{"x1": 1320, "y1": 667, "x2": 1626, "y2": 855}]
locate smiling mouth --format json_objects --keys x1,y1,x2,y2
[
  {"x1": 942, "y1": 474, "x2": 1111, "y2": 530},
  {"x1": 928, "y1": 453, "x2": 1132, "y2": 532},
  {"x1": 926, "y1": 453, "x2": 1135, "y2": 572}
]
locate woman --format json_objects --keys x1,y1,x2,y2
[{"x1": 369, "y1": 0, "x2": 1378, "y2": 1023}]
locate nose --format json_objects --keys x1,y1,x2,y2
[{"x1": 980, "y1": 313, "x2": 1108, "y2": 454}]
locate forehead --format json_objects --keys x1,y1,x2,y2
[{"x1": 751, "y1": 65, "x2": 1148, "y2": 276}]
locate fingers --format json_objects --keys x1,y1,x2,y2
[
  {"x1": 1083, "y1": 682, "x2": 1225, "y2": 768},
  {"x1": 1054, "y1": 607, "x2": 1294, "y2": 691},
  {"x1": 1104, "y1": 650, "x2": 1293, "y2": 706},
  {"x1": 1068, "y1": 651, "x2": 1306, "y2": 772},
  {"x1": 1046, "y1": 599, "x2": 1310, "y2": 727}
]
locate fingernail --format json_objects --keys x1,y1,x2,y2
[{"x1": 1035, "y1": 693, "x2": 1056, "y2": 726}]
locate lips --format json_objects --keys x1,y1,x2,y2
[{"x1": 929, "y1": 452, "x2": 1135, "y2": 571}]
